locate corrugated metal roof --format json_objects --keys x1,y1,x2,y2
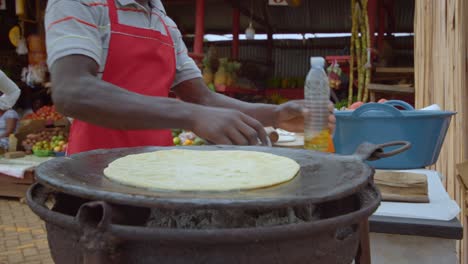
[
  {"x1": 187, "y1": 36, "x2": 413, "y2": 78},
  {"x1": 165, "y1": 0, "x2": 415, "y2": 34},
  {"x1": 261, "y1": 0, "x2": 352, "y2": 33}
]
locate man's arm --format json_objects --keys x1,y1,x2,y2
[
  {"x1": 51, "y1": 55, "x2": 268, "y2": 145},
  {"x1": 174, "y1": 78, "x2": 336, "y2": 133},
  {"x1": 51, "y1": 55, "x2": 199, "y2": 130},
  {"x1": 174, "y1": 78, "x2": 278, "y2": 127}
]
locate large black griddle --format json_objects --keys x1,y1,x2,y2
[{"x1": 35, "y1": 142, "x2": 409, "y2": 210}]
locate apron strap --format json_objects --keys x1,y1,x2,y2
[{"x1": 106, "y1": 0, "x2": 119, "y2": 25}]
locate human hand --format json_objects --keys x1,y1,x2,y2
[
  {"x1": 191, "y1": 107, "x2": 269, "y2": 145},
  {"x1": 274, "y1": 100, "x2": 336, "y2": 133}
]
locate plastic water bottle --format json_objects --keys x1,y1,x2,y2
[{"x1": 304, "y1": 57, "x2": 331, "y2": 152}]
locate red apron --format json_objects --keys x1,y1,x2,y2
[{"x1": 67, "y1": 0, "x2": 176, "y2": 155}]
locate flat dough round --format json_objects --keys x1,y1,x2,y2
[{"x1": 103, "y1": 149, "x2": 300, "y2": 191}]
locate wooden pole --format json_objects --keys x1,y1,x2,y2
[
  {"x1": 193, "y1": 0, "x2": 205, "y2": 56},
  {"x1": 415, "y1": 0, "x2": 468, "y2": 262},
  {"x1": 367, "y1": 0, "x2": 377, "y2": 50},
  {"x1": 377, "y1": 3, "x2": 385, "y2": 52},
  {"x1": 232, "y1": 7, "x2": 240, "y2": 60},
  {"x1": 348, "y1": 0, "x2": 357, "y2": 107},
  {"x1": 355, "y1": 219, "x2": 371, "y2": 264},
  {"x1": 267, "y1": 31, "x2": 273, "y2": 60}
]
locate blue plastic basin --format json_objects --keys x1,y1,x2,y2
[{"x1": 333, "y1": 100, "x2": 455, "y2": 169}]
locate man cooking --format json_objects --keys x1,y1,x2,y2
[{"x1": 45, "y1": 0, "x2": 335, "y2": 154}]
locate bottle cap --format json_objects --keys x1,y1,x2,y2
[{"x1": 310, "y1": 57, "x2": 325, "y2": 68}]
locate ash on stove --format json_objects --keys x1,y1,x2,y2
[{"x1": 146, "y1": 205, "x2": 320, "y2": 229}]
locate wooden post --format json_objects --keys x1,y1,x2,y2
[
  {"x1": 377, "y1": 3, "x2": 385, "y2": 52},
  {"x1": 415, "y1": 0, "x2": 468, "y2": 261},
  {"x1": 267, "y1": 31, "x2": 274, "y2": 77},
  {"x1": 193, "y1": 0, "x2": 205, "y2": 56},
  {"x1": 232, "y1": 7, "x2": 240, "y2": 60},
  {"x1": 356, "y1": 219, "x2": 371, "y2": 264},
  {"x1": 367, "y1": 0, "x2": 377, "y2": 50},
  {"x1": 267, "y1": 31, "x2": 273, "y2": 64}
]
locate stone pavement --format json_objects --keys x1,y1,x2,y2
[{"x1": 0, "y1": 198, "x2": 53, "y2": 264}]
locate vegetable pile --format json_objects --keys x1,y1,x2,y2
[
  {"x1": 23, "y1": 105, "x2": 64, "y2": 121},
  {"x1": 172, "y1": 129, "x2": 206, "y2": 146}
]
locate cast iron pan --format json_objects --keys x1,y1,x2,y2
[{"x1": 34, "y1": 142, "x2": 410, "y2": 210}]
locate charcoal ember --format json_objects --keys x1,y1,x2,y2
[{"x1": 146, "y1": 205, "x2": 320, "y2": 229}]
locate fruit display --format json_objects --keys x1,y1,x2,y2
[
  {"x1": 21, "y1": 128, "x2": 68, "y2": 155},
  {"x1": 225, "y1": 61, "x2": 241, "y2": 86},
  {"x1": 209, "y1": 57, "x2": 242, "y2": 88},
  {"x1": 336, "y1": 98, "x2": 388, "y2": 111},
  {"x1": 267, "y1": 77, "x2": 305, "y2": 89},
  {"x1": 214, "y1": 58, "x2": 228, "y2": 86},
  {"x1": 202, "y1": 56, "x2": 214, "y2": 85},
  {"x1": 23, "y1": 105, "x2": 64, "y2": 121},
  {"x1": 172, "y1": 129, "x2": 206, "y2": 146},
  {"x1": 268, "y1": 93, "x2": 289, "y2": 104}
]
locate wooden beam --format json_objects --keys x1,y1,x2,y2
[
  {"x1": 367, "y1": 0, "x2": 377, "y2": 50},
  {"x1": 375, "y1": 67, "x2": 414, "y2": 73},
  {"x1": 385, "y1": 0, "x2": 396, "y2": 34},
  {"x1": 261, "y1": 0, "x2": 273, "y2": 69},
  {"x1": 232, "y1": 7, "x2": 240, "y2": 59},
  {"x1": 261, "y1": 0, "x2": 274, "y2": 33},
  {"x1": 377, "y1": 1, "x2": 385, "y2": 52},
  {"x1": 193, "y1": 0, "x2": 205, "y2": 57},
  {"x1": 223, "y1": 0, "x2": 269, "y2": 30},
  {"x1": 368, "y1": 83, "x2": 415, "y2": 94}
]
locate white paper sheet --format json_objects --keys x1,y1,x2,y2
[
  {"x1": 0, "y1": 156, "x2": 51, "y2": 178},
  {"x1": 373, "y1": 169, "x2": 460, "y2": 221}
]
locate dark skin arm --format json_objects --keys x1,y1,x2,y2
[
  {"x1": 50, "y1": 55, "x2": 268, "y2": 145},
  {"x1": 174, "y1": 78, "x2": 336, "y2": 133}
]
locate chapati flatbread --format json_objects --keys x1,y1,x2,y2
[{"x1": 103, "y1": 149, "x2": 300, "y2": 191}]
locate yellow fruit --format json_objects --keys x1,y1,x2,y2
[
  {"x1": 214, "y1": 69, "x2": 226, "y2": 86},
  {"x1": 8, "y1": 26, "x2": 20, "y2": 47},
  {"x1": 202, "y1": 68, "x2": 214, "y2": 85},
  {"x1": 54, "y1": 146, "x2": 61, "y2": 152},
  {"x1": 214, "y1": 58, "x2": 228, "y2": 86},
  {"x1": 183, "y1": 139, "x2": 193, "y2": 146}
]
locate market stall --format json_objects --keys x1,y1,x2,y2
[
  {"x1": 0, "y1": 0, "x2": 466, "y2": 263},
  {"x1": 0, "y1": 105, "x2": 68, "y2": 198},
  {"x1": 167, "y1": 0, "x2": 414, "y2": 106},
  {"x1": 166, "y1": 2, "x2": 462, "y2": 262}
]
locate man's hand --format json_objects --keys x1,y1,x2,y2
[
  {"x1": 274, "y1": 100, "x2": 336, "y2": 133},
  {"x1": 191, "y1": 107, "x2": 269, "y2": 146}
]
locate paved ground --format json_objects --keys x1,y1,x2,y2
[{"x1": 0, "y1": 198, "x2": 53, "y2": 264}]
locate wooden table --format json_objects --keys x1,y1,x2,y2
[
  {"x1": 0, "y1": 155, "x2": 50, "y2": 198},
  {"x1": 369, "y1": 216, "x2": 462, "y2": 264},
  {"x1": 273, "y1": 136, "x2": 462, "y2": 263},
  {"x1": 0, "y1": 169, "x2": 35, "y2": 198}
]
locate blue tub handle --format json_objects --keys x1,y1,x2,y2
[
  {"x1": 382, "y1": 100, "x2": 415, "y2": 110},
  {"x1": 351, "y1": 103, "x2": 403, "y2": 117}
]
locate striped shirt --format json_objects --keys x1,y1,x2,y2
[{"x1": 45, "y1": 0, "x2": 201, "y2": 87}]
